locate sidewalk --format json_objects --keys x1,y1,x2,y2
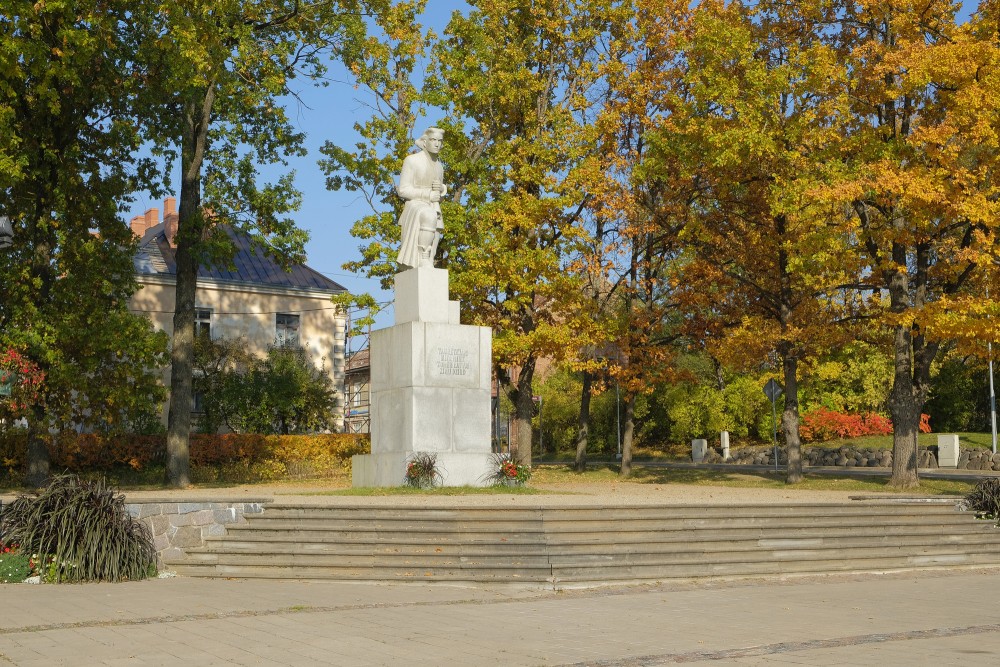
[{"x1": 3, "y1": 569, "x2": 1000, "y2": 665}]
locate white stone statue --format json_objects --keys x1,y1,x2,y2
[{"x1": 396, "y1": 127, "x2": 447, "y2": 270}]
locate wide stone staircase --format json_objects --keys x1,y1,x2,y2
[{"x1": 164, "y1": 501, "x2": 1000, "y2": 588}]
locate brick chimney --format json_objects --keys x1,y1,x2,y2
[
  {"x1": 143, "y1": 207, "x2": 159, "y2": 231},
  {"x1": 129, "y1": 214, "x2": 146, "y2": 237},
  {"x1": 163, "y1": 197, "x2": 179, "y2": 246}
]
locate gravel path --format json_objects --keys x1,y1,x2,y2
[{"x1": 91, "y1": 478, "x2": 882, "y2": 506}]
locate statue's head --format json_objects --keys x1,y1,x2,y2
[{"x1": 416, "y1": 127, "x2": 444, "y2": 155}]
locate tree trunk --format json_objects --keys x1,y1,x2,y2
[
  {"x1": 23, "y1": 422, "x2": 49, "y2": 488},
  {"x1": 507, "y1": 360, "x2": 536, "y2": 467},
  {"x1": 619, "y1": 393, "x2": 635, "y2": 478},
  {"x1": 166, "y1": 91, "x2": 214, "y2": 488},
  {"x1": 573, "y1": 370, "x2": 592, "y2": 472},
  {"x1": 781, "y1": 352, "x2": 803, "y2": 484},
  {"x1": 888, "y1": 325, "x2": 922, "y2": 489}
]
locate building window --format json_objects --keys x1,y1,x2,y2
[
  {"x1": 195, "y1": 308, "x2": 212, "y2": 340},
  {"x1": 275, "y1": 313, "x2": 300, "y2": 347}
]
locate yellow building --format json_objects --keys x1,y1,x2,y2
[{"x1": 128, "y1": 198, "x2": 347, "y2": 428}]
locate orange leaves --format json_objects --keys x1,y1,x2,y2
[{"x1": 0, "y1": 432, "x2": 371, "y2": 475}]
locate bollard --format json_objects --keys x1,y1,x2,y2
[{"x1": 720, "y1": 431, "x2": 730, "y2": 461}]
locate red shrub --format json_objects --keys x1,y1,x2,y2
[{"x1": 798, "y1": 408, "x2": 927, "y2": 443}]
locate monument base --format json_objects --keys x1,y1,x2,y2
[
  {"x1": 353, "y1": 265, "x2": 493, "y2": 488},
  {"x1": 352, "y1": 451, "x2": 495, "y2": 487}
]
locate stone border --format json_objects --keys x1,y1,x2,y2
[
  {"x1": 126, "y1": 499, "x2": 270, "y2": 567},
  {"x1": 716, "y1": 444, "x2": 1000, "y2": 471}
]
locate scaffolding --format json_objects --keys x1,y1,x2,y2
[{"x1": 342, "y1": 306, "x2": 371, "y2": 434}]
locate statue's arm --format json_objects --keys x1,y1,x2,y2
[{"x1": 396, "y1": 156, "x2": 432, "y2": 201}]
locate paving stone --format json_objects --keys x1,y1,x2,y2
[
  {"x1": 153, "y1": 533, "x2": 170, "y2": 552},
  {"x1": 137, "y1": 503, "x2": 163, "y2": 519},
  {"x1": 213, "y1": 508, "x2": 237, "y2": 524},
  {"x1": 188, "y1": 509, "x2": 216, "y2": 526},
  {"x1": 204, "y1": 524, "x2": 226, "y2": 537},
  {"x1": 171, "y1": 526, "x2": 204, "y2": 548},
  {"x1": 168, "y1": 512, "x2": 194, "y2": 527},
  {"x1": 149, "y1": 514, "x2": 171, "y2": 535}
]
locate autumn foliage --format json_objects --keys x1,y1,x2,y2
[
  {"x1": 799, "y1": 409, "x2": 931, "y2": 443},
  {"x1": 0, "y1": 349, "x2": 45, "y2": 417},
  {"x1": 0, "y1": 432, "x2": 369, "y2": 480}
]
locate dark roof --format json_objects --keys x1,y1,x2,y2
[
  {"x1": 345, "y1": 348, "x2": 370, "y2": 374},
  {"x1": 133, "y1": 224, "x2": 346, "y2": 293}
]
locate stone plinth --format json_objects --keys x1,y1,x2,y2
[
  {"x1": 353, "y1": 266, "x2": 493, "y2": 487},
  {"x1": 394, "y1": 266, "x2": 461, "y2": 325}
]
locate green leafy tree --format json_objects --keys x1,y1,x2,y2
[
  {"x1": 141, "y1": 0, "x2": 375, "y2": 485},
  {"x1": 423, "y1": 0, "x2": 627, "y2": 465},
  {"x1": 0, "y1": 0, "x2": 169, "y2": 486}
]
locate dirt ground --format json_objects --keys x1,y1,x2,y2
[{"x1": 92, "y1": 477, "x2": 885, "y2": 507}]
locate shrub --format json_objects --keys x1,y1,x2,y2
[
  {"x1": 194, "y1": 338, "x2": 338, "y2": 435},
  {"x1": 0, "y1": 475, "x2": 155, "y2": 582},
  {"x1": 963, "y1": 478, "x2": 1000, "y2": 523},
  {"x1": 0, "y1": 431, "x2": 370, "y2": 485},
  {"x1": 798, "y1": 408, "x2": 932, "y2": 443}
]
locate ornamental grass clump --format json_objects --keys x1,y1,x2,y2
[
  {"x1": 483, "y1": 453, "x2": 532, "y2": 487},
  {"x1": 404, "y1": 452, "x2": 440, "y2": 488},
  {"x1": 963, "y1": 478, "x2": 1000, "y2": 525},
  {"x1": 0, "y1": 475, "x2": 155, "y2": 582}
]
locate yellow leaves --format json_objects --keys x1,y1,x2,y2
[{"x1": 912, "y1": 295, "x2": 1000, "y2": 352}]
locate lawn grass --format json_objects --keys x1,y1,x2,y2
[{"x1": 532, "y1": 463, "x2": 976, "y2": 496}]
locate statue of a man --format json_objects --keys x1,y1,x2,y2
[{"x1": 396, "y1": 127, "x2": 447, "y2": 270}]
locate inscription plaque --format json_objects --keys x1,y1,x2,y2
[{"x1": 434, "y1": 346, "x2": 470, "y2": 377}]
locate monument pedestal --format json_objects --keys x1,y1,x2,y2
[{"x1": 352, "y1": 266, "x2": 493, "y2": 487}]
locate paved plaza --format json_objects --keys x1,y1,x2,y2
[{"x1": 2, "y1": 569, "x2": 1000, "y2": 666}]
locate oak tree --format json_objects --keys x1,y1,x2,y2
[{"x1": 0, "y1": 0, "x2": 169, "y2": 486}]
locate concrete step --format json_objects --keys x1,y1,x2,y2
[
  {"x1": 167, "y1": 551, "x2": 1000, "y2": 585},
  {"x1": 222, "y1": 518, "x2": 982, "y2": 544},
  {"x1": 165, "y1": 501, "x2": 1000, "y2": 587},
  {"x1": 215, "y1": 521, "x2": 993, "y2": 546},
  {"x1": 174, "y1": 551, "x2": 552, "y2": 568},
  {"x1": 237, "y1": 514, "x2": 976, "y2": 534},
  {"x1": 260, "y1": 502, "x2": 962, "y2": 519},
  {"x1": 173, "y1": 536, "x2": 1000, "y2": 567},
  {"x1": 255, "y1": 505, "x2": 966, "y2": 524},
  {"x1": 553, "y1": 552, "x2": 1000, "y2": 584},
  {"x1": 186, "y1": 531, "x2": 1000, "y2": 559},
  {"x1": 166, "y1": 563, "x2": 554, "y2": 583}
]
